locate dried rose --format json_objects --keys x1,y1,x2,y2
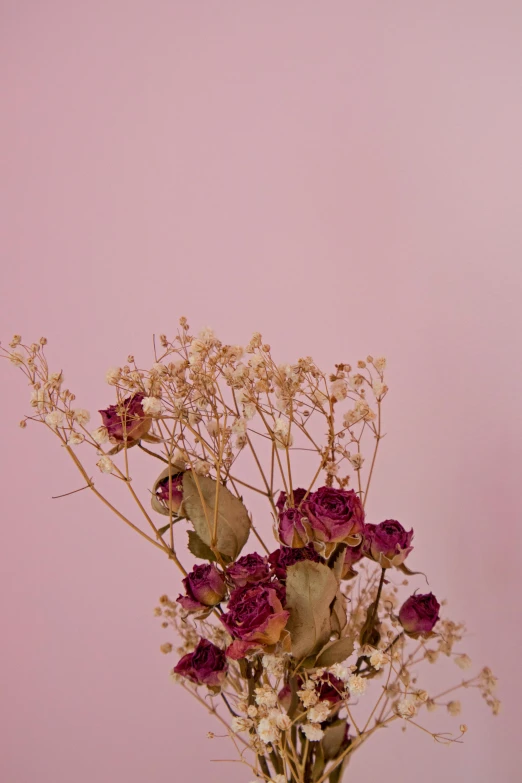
[
  {"x1": 177, "y1": 564, "x2": 226, "y2": 613},
  {"x1": 227, "y1": 553, "x2": 270, "y2": 588},
  {"x1": 269, "y1": 544, "x2": 323, "y2": 581},
  {"x1": 99, "y1": 393, "x2": 151, "y2": 443},
  {"x1": 278, "y1": 506, "x2": 309, "y2": 548},
  {"x1": 220, "y1": 583, "x2": 289, "y2": 660},
  {"x1": 155, "y1": 473, "x2": 184, "y2": 515},
  {"x1": 174, "y1": 638, "x2": 228, "y2": 687},
  {"x1": 341, "y1": 541, "x2": 364, "y2": 579},
  {"x1": 363, "y1": 520, "x2": 413, "y2": 568},
  {"x1": 303, "y1": 487, "x2": 365, "y2": 546},
  {"x1": 399, "y1": 593, "x2": 440, "y2": 638},
  {"x1": 276, "y1": 488, "x2": 308, "y2": 513}
]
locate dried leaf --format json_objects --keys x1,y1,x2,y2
[
  {"x1": 330, "y1": 590, "x2": 348, "y2": 637},
  {"x1": 398, "y1": 563, "x2": 429, "y2": 583},
  {"x1": 322, "y1": 719, "x2": 347, "y2": 761},
  {"x1": 187, "y1": 530, "x2": 218, "y2": 562},
  {"x1": 315, "y1": 636, "x2": 354, "y2": 668},
  {"x1": 182, "y1": 472, "x2": 250, "y2": 561},
  {"x1": 285, "y1": 561, "x2": 339, "y2": 660}
]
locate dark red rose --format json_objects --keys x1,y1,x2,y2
[
  {"x1": 155, "y1": 473, "x2": 184, "y2": 515},
  {"x1": 303, "y1": 487, "x2": 365, "y2": 546},
  {"x1": 399, "y1": 593, "x2": 440, "y2": 638},
  {"x1": 177, "y1": 563, "x2": 227, "y2": 613},
  {"x1": 99, "y1": 393, "x2": 151, "y2": 443},
  {"x1": 313, "y1": 673, "x2": 345, "y2": 705},
  {"x1": 174, "y1": 638, "x2": 228, "y2": 687},
  {"x1": 269, "y1": 544, "x2": 323, "y2": 581},
  {"x1": 227, "y1": 553, "x2": 270, "y2": 588},
  {"x1": 220, "y1": 583, "x2": 289, "y2": 660},
  {"x1": 363, "y1": 520, "x2": 413, "y2": 568}
]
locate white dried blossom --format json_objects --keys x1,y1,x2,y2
[
  {"x1": 271, "y1": 776, "x2": 287, "y2": 783},
  {"x1": 194, "y1": 460, "x2": 210, "y2": 476},
  {"x1": 374, "y1": 356, "x2": 387, "y2": 371},
  {"x1": 397, "y1": 698, "x2": 417, "y2": 718},
  {"x1": 330, "y1": 379, "x2": 348, "y2": 401},
  {"x1": 45, "y1": 410, "x2": 64, "y2": 429},
  {"x1": 454, "y1": 654, "x2": 472, "y2": 670},
  {"x1": 232, "y1": 417, "x2": 247, "y2": 436},
  {"x1": 197, "y1": 326, "x2": 215, "y2": 345},
  {"x1": 106, "y1": 367, "x2": 121, "y2": 385},
  {"x1": 9, "y1": 335, "x2": 22, "y2": 347},
  {"x1": 301, "y1": 723, "x2": 324, "y2": 742},
  {"x1": 243, "y1": 402, "x2": 257, "y2": 420},
  {"x1": 142, "y1": 396, "x2": 162, "y2": 416},
  {"x1": 96, "y1": 456, "x2": 114, "y2": 474},
  {"x1": 68, "y1": 432, "x2": 85, "y2": 446},
  {"x1": 298, "y1": 687, "x2": 319, "y2": 708},
  {"x1": 311, "y1": 388, "x2": 328, "y2": 407},
  {"x1": 30, "y1": 388, "x2": 50, "y2": 411},
  {"x1": 231, "y1": 716, "x2": 252, "y2": 733},
  {"x1": 347, "y1": 674, "x2": 367, "y2": 695},
  {"x1": 369, "y1": 650, "x2": 387, "y2": 671},
  {"x1": 348, "y1": 452, "x2": 365, "y2": 470},
  {"x1": 72, "y1": 408, "x2": 91, "y2": 426},
  {"x1": 270, "y1": 711, "x2": 291, "y2": 731},
  {"x1": 307, "y1": 701, "x2": 331, "y2": 724},
  {"x1": 261, "y1": 654, "x2": 286, "y2": 677},
  {"x1": 206, "y1": 419, "x2": 220, "y2": 437},
  {"x1": 247, "y1": 705, "x2": 258, "y2": 718},
  {"x1": 372, "y1": 380, "x2": 386, "y2": 398},
  {"x1": 9, "y1": 351, "x2": 24, "y2": 366},
  {"x1": 329, "y1": 663, "x2": 351, "y2": 682},
  {"x1": 273, "y1": 418, "x2": 293, "y2": 449},
  {"x1": 255, "y1": 685, "x2": 278, "y2": 709},
  {"x1": 151, "y1": 362, "x2": 167, "y2": 375},
  {"x1": 257, "y1": 717, "x2": 279, "y2": 745},
  {"x1": 91, "y1": 426, "x2": 110, "y2": 445},
  {"x1": 447, "y1": 700, "x2": 461, "y2": 716}
]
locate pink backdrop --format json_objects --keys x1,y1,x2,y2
[{"x1": 1, "y1": 2, "x2": 520, "y2": 781}]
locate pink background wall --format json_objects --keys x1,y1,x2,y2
[{"x1": 1, "y1": 2, "x2": 520, "y2": 781}]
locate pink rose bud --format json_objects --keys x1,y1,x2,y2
[
  {"x1": 221, "y1": 583, "x2": 289, "y2": 660},
  {"x1": 227, "y1": 553, "x2": 270, "y2": 588},
  {"x1": 363, "y1": 520, "x2": 414, "y2": 568},
  {"x1": 177, "y1": 564, "x2": 227, "y2": 613},
  {"x1": 99, "y1": 393, "x2": 151, "y2": 443},
  {"x1": 174, "y1": 638, "x2": 228, "y2": 687},
  {"x1": 399, "y1": 593, "x2": 440, "y2": 638}
]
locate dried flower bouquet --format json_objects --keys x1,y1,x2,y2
[{"x1": 3, "y1": 321, "x2": 498, "y2": 783}]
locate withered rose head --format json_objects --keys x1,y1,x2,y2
[
  {"x1": 399, "y1": 592, "x2": 440, "y2": 638},
  {"x1": 276, "y1": 488, "x2": 308, "y2": 513},
  {"x1": 220, "y1": 582, "x2": 289, "y2": 660},
  {"x1": 227, "y1": 552, "x2": 270, "y2": 588},
  {"x1": 177, "y1": 563, "x2": 226, "y2": 613},
  {"x1": 269, "y1": 544, "x2": 323, "y2": 581},
  {"x1": 341, "y1": 541, "x2": 364, "y2": 579},
  {"x1": 303, "y1": 487, "x2": 365, "y2": 546},
  {"x1": 363, "y1": 520, "x2": 413, "y2": 568},
  {"x1": 155, "y1": 473, "x2": 184, "y2": 515},
  {"x1": 278, "y1": 506, "x2": 309, "y2": 548},
  {"x1": 99, "y1": 393, "x2": 151, "y2": 443},
  {"x1": 174, "y1": 638, "x2": 228, "y2": 687}
]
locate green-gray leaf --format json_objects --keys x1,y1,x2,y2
[
  {"x1": 187, "y1": 530, "x2": 219, "y2": 562},
  {"x1": 322, "y1": 719, "x2": 347, "y2": 761},
  {"x1": 285, "y1": 561, "x2": 339, "y2": 660},
  {"x1": 182, "y1": 472, "x2": 250, "y2": 561},
  {"x1": 315, "y1": 636, "x2": 354, "y2": 668}
]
